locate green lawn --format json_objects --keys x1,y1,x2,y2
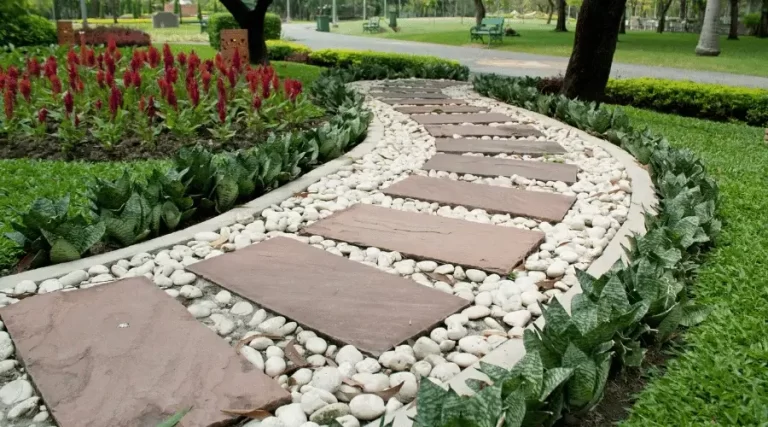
[
  {"x1": 333, "y1": 17, "x2": 768, "y2": 77},
  {"x1": 621, "y1": 108, "x2": 768, "y2": 425},
  {"x1": 0, "y1": 48, "x2": 325, "y2": 272}
]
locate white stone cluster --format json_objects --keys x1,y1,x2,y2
[{"x1": 0, "y1": 79, "x2": 634, "y2": 427}]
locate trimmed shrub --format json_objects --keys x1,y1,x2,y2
[
  {"x1": 0, "y1": 14, "x2": 56, "y2": 48},
  {"x1": 308, "y1": 49, "x2": 469, "y2": 80},
  {"x1": 83, "y1": 26, "x2": 151, "y2": 47},
  {"x1": 266, "y1": 40, "x2": 311, "y2": 61},
  {"x1": 208, "y1": 12, "x2": 281, "y2": 50},
  {"x1": 744, "y1": 13, "x2": 761, "y2": 35}
]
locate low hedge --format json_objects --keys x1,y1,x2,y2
[
  {"x1": 82, "y1": 26, "x2": 151, "y2": 47},
  {"x1": 0, "y1": 14, "x2": 56, "y2": 48},
  {"x1": 537, "y1": 76, "x2": 768, "y2": 126},
  {"x1": 266, "y1": 40, "x2": 311, "y2": 61},
  {"x1": 208, "y1": 12, "x2": 281, "y2": 50},
  {"x1": 411, "y1": 74, "x2": 720, "y2": 426}
]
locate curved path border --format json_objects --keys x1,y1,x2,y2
[
  {"x1": 367, "y1": 93, "x2": 657, "y2": 427},
  {"x1": 0, "y1": 117, "x2": 385, "y2": 291}
]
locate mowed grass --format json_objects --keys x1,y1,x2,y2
[
  {"x1": 333, "y1": 17, "x2": 768, "y2": 77},
  {"x1": 0, "y1": 46, "x2": 326, "y2": 272},
  {"x1": 620, "y1": 108, "x2": 768, "y2": 425}
]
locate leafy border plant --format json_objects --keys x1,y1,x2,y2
[{"x1": 409, "y1": 75, "x2": 720, "y2": 426}]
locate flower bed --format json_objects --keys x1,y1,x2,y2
[
  {"x1": 1, "y1": 40, "x2": 315, "y2": 161},
  {"x1": 81, "y1": 26, "x2": 152, "y2": 47}
]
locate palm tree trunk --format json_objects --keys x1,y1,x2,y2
[{"x1": 695, "y1": 0, "x2": 721, "y2": 55}]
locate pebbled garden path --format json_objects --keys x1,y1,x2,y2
[
  {"x1": 0, "y1": 80, "x2": 632, "y2": 427},
  {"x1": 283, "y1": 23, "x2": 768, "y2": 89}
]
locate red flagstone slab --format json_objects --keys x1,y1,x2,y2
[
  {"x1": 188, "y1": 237, "x2": 468, "y2": 356},
  {"x1": 411, "y1": 113, "x2": 513, "y2": 125},
  {"x1": 380, "y1": 80, "x2": 460, "y2": 88},
  {"x1": 423, "y1": 153, "x2": 579, "y2": 184},
  {"x1": 372, "y1": 92, "x2": 450, "y2": 99},
  {"x1": 435, "y1": 138, "x2": 567, "y2": 156},
  {"x1": 379, "y1": 98, "x2": 468, "y2": 105},
  {"x1": 302, "y1": 204, "x2": 545, "y2": 275},
  {"x1": 426, "y1": 124, "x2": 544, "y2": 138},
  {"x1": 0, "y1": 278, "x2": 290, "y2": 427},
  {"x1": 395, "y1": 106, "x2": 488, "y2": 114},
  {"x1": 382, "y1": 175, "x2": 576, "y2": 222}
]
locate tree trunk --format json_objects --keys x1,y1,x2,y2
[
  {"x1": 474, "y1": 0, "x2": 486, "y2": 25},
  {"x1": 220, "y1": 0, "x2": 274, "y2": 64},
  {"x1": 695, "y1": 0, "x2": 721, "y2": 55},
  {"x1": 680, "y1": 0, "x2": 687, "y2": 19},
  {"x1": 728, "y1": 0, "x2": 739, "y2": 39},
  {"x1": 758, "y1": 0, "x2": 768, "y2": 37},
  {"x1": 657, "y1": 0, "x2": 673, "y2": 32},
  {"x1": 561, "y1": 0, "x2": 626, "y2": 101},
  {"x1": 547, "y1": 0, "x2": 555, "y2": 24},
  {"x1": 555, "y1": 0, "x2": 567, "y2": 31},
  {"x1": 620, "y1": 6, "x2": 626, "y2": 33}
]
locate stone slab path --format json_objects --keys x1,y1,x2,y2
[
  {"x1": 425, "y1": 124, "x2": 544, "y2": 138},
  {"x1": 370, "y1": 87, "x2": 444, "y2": 93},
  {"x1": 382, "y1": 175, "x2": 576, "y2": 222},
  {"x1": 411, "y1": 113, "x2": 513, "y2": 125},
  {"x1": 371, "y1": 92, "x2": 450, "y2": 100},
  {"x1": 380, "y1": 98, "x2": 468, "y2": 105},
  {"x1": 434, "y1": 138, "x2": 567, "y2": 155},
  {"x1": 302, "y1": 204, "x2": 545, "y2": 274},
  {"x1": 0, "y1": 277, "x2": 290, "y2": 426},
  {"x1": 395, "y1": 106, "x2": 488, "y2": 114},
  {"x1": 188, "y1": 237, "x2": 468, "y2": 356},
  {"x1": 424, "y1": 153, "x2": 579, "y2": 184}
]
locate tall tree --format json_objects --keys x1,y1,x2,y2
[
  {"x1": 680, "y1": 0, "x2": 687, "y2": 19},
  {"x1": 656, "y1": 0, "x2": 674, "y2": 32},
  {"x1": 547, "y1": 0, "x2": 555, "y2": 24},
  {"x1": 473, "y1": 0, "x2": 485, "y2": 25},
  {"x1": 555, "y1": 0, "x2": 567, "y2": 31},
  {"x1": 728, "y1": 0, "x2": 739, "y2": 39},
  {"x1": 758, "y1": 0, "x2": 768, "y2": 37},
  {"x1": 695, "y1": 0, "x2": 721, "y2": 55},
  {"x1": 619, "y1": 5, "x2": 626, "y2": 33},
  {"x1": 219, "y1": 0, "x2": 274, "y2": 64},
  {"x1": 561, "y1": 0, "x2": 625, "y2": 101}
]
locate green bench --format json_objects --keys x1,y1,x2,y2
[
  {"x1": 363, "y1": 16, "x2": 381, "y2": 33},
  {"x1": 470, "y1": 17, "x2": 505, "y2": 46},
  {"x1": 200, "y1": 19, "x2": 208, "y2": 33}
]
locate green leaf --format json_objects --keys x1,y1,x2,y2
[
  {"x1": 679, "y1": 303, "x2": 712, "y2": 327},
  {"x1": 161, "y1": 201, "x2": 182, "y2": 230},
  {"x1": 561, "y1": 344, "x2": 597, "y2": 409},
  {"x1": 49, "y1": 239, "x2": 81, "y2": 264},
  {"x1": 413, "y1": 379, "x2": 448, "y2": 427},
  {"x1": 657, "y1": 302, "x2": 683, "y2": 342},
  {"x1": 502, "y1": 388, "x2": 527, "y2": 427},
  {"x1": 463, "y1": 384, "x2": 503, "y2": 427},
  {"x1": 540, "y1": 367, "x2": 574, "y2": 401},
  {"x1": 478, "y1": 361, "x2": 510, "y2": 384},
  {"x1": 156, "y1": 407, "x2": 191, "y2": 427}
]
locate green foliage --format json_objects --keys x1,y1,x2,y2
[
  {"x1": 411, "y1": 74, "x2": 721, "y2": 426},
  {"x1": 156, "y1": 407, "x2": 191, "y2": 427},
  {"x1": 0, "y1": 13, "x2": 56, "y2": 48},
  {"x1": 308, "y1": 49, "x2": 470, "y2": 81},
  {"x1": 264, "y1": 12, "x2": 281, "y2": 40},
  {"x1": 207, "y1": 12, "x2": 239, "y2": 50},
  {"x1": 267, "y1": 40, "x2": 312, "y2": 61},
  {"x1": 744, "y1": 13, "x2": 761, "y2": 34}
]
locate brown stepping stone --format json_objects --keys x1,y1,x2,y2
[
  {"x1": 379, "y1": 98, "x2": 468, "y2": 106},
  {"x1": 423, "y1": 153, "x2": 579, "y2": 184},
  {"x1": 188, "y1": 237, "x2": 468, "y2": 356},
  {"x1": 371, "y1": 92, "x2": 450, "y2": 99},
  {"x1": 426, "y1": 124, "x2": 545, "y2": 138},
  {"x1": 412, "y1": 113, "x2": 513, "y2": 125},
  {"x1": 435, "y1": 138, "x2": 567, "y2": 156},
  {"x1": 371, "y1": 87, "x2": 444, "y2": 93},
  {"x1": 395, "y1": 105, "x2": 488, "y2": 114},
  {"x1": 382, "y1": 175, "x2": 576, "y2": 222},
  {"x1": 302, "y1": 204, "x2": 544, "y2": 275},
  {"x1": 380, "y1": 80, "x2": 460, "y2": 88},
  {"x1": 0, "y1": 278, "x2": 289, "y2": 427}
]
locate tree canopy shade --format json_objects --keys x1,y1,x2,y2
[
  {"x1": 220, "y1": 0, "x2": 274, "y2": 64},
  {"x1": 561, "y1": 0, "x2": 625, "y2": 101}
]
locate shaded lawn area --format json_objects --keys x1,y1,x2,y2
[
  {"x1": 0, "y1": 47, "x2": 325, "y2": 272},
  {"x1": 334, "y1": 17, "x2": 768, "y2": 77},
  {"x1": 621, "y1": 107, "x2": 768, "y2": 425}
]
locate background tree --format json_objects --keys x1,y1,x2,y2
[
  {"x1": 219, "y1": 0, "x2": 274, "y2": 64},
  {"x1": 656, "y1": 0, "x2": 674, "y2": 32},
  {"x1": 546, "y1": 0, "x2": 555, "y2": 23},
  {"x1": 555, "y1": 0, "x2": 567, "y2": 31},
  {"x1": 758, "y1": 0, "x2": 768, "y2": 37},
  {"x1": 728, "y1": 0, "x2": 739, "y2": 39},
  {"x1": 619, "y1": 5, "x2": 626, "y2": 33},
  {"x1": 473, "y1": 0, "x2": 485, "y2": 25},
  {"x1": 561, "y1": 0, "x2": 625, "y2": 100},
  {"x1": 695, "y1": 0, "x2": 721, "y2": 55}
]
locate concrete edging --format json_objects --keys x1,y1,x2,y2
[
  {"x1": 0, "y1": 117, "x2": 385, "y2": 291},
  {"x1": 368, "y1": 97, "x2": 658, "y2": 427}
]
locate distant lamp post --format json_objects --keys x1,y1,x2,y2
[
  {"x1": 80, "y1": 0, "x2": 89, "y2": 27},
  {"x1": 286, "y1": 0, "x2": 291, "y2": 22},
  {"x1": 332, "y1": 0, "x2": 338, "y2": 24}
]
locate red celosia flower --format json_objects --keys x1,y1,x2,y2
[
  {"x1": 216, "y1": 76, "x2": 226, "y2": 101},
  {"x1": 107, "y1": 35, "x2": 118, "y2": 55},
  {"x1": 188, "y1": 79, "x2": 200, "y2": 107},
  {"x1": 38, "y1": 107, "x2": 47, "y2": 123},
  {"x1": 96, "y1": 53, "x2": 104, "y2": 70},
  {"x1": 77, "y1": 79, "x2": 84, "y2": 92},
  {"x1": 214, "y1": 53, "x2": 227, "y2": 75},
  {"x1": 66, "y1": 48, "x2": 79, "y2": 66},
  {"x1": 68, "y1": 63, "x2": 79, "y2": 92},
  {"x1": 203, "y1": 59, "x2": 214, "y2": 73},
  {"x1": 165, "y1": 67, "x2": 178, "y2": 84},
  {"x1": 19, "y1": 77, "x2": 31, "y2": 102},
  {"x1": 109, "y1": 85, "x2": 122, "y2": 118},
  {"x1": 26, "y1": 58, "x2": 41, "y2": 77},
  {"x1": 86, "y1": 48, "x2": 96, "y2": 67},
  {"x1": 167, "y1": 86, "x2": 178, "y2": 109},
  {"x1": 123, "y1": 70, "x2": 132, "y2": 88},
  {"x1": 7, "y1": 66, "x2": 19, "y2": 82},
  {"x1": 227, "y1": 66, "x2": 236, "y2": 89},
  {"x1": 44, "y1": 56, "x2": 57, "y2": 78},
  {"x1": 252, "y1": 94, "x2": 262, "y2": 110},
  {"x1": 132, "y1": 71, "x2": 142, "y2": 90},
  {"x1": 105, "y1": 71, "x2": 115, "y2": 88},
  {"x1": 95, "y1": 99, "x2": 103, "y2": 110},
  {"x1": 163, "y1": 43, "x2": 174, "y2": 70},
  {"x1": 232, "y1": 49, "x2": 242, "y2": 72},
  {"x1": 50, "y1": 75, "x2": 62, "y2": 95},
  {"x1": 96, "y1": 70, "x2": 105, "y2": 88},
  {"x1": 146, "y1": 95, "x2": 156, "y2": 121},
  {"x1": 139, "y1": 96, "x2": 145, "y2": 113},
  {"x1": 4, "y1": 89, "x2": 13, "y2": 120},
  {"x1": 188, "y1": 51, "x2": 200, "y2": 71},
  {"x1": 63, "y1": 91, "x2": 74, "y2": 116},
  {"x1": 148, "y1": 46, "x2": 160, "y2": 68},
  {"x1": 130, "y1": 50, "x2": 143, "y2": 72},
  {"x1": 157, "y1": 79, "x2": 168, "y2": 98},
  {"x1": 177, "y1": 52, "x2": 187, "y2": 68},
  {"x1": 201, "y1": 70, "x2": 212, "y2": 93},
  {"x1": 272, "y1": 74, "x2": 279, "y2": 94},
  {"x1": 4, "y1": 74, "x2": 17, "y2": 98},
  {"x1": 105, "y1": 53, "x2": 116, "y2": 76}
]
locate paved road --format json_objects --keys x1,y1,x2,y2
[{"x1": 284, "y1": 23, "x2": 768, "y2": 89}]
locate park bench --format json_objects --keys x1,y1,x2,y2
[
  {"x1": 363, "y1": 16, "x2": 381, "y2": 33},
  {"x1": 200, "y1": 18, "x2": 208, "y2": 33},
  {"x1": 470, "y1": 17, "x2": 505, "y2": 46}
]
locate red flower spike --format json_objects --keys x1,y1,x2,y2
[
  {"x1": 201, "y1": 70, "x2": 211, "y2": 93},
  {"x1": 147, "y1": 95, "x2": 156, "y2": 121},
  {"x1": 95, "y1": 99, "x2": 103, "y2": 110},
  {"x1": 132, "y1": 71, "x2": 142, "y2": 90},
  {"x1": 109, "y1": 85, "x2": 122, "y2": 118},
  {"x1": 86, "y1": 48, "x2": 96, "y2": 67},
  {"x1": 50, "y1": 75, "x2": 62, "y2": 95},
  {"x1": 252, "y1": 94, "x2": 262, "y2": 110},
  {"x1": 96, "y1": 70, "x2": 105, "y2": 88},
  {"x1": 105, "y1": 53, "x2": 116, "y2": 76},
  {"x1": 188, "y1": 79, "x2": 200, "y2": 107},
  {"x1": 26, "y1": 58, "x2": 41, "y2": 78},
  {"x1": 217, "y1": 91, "x2": 226, "y2": 123},
  {"x1": 214, "y1": 53, "x2": 226, "y2": 74},
  {"x1": 123, "y1": 70, "x2": 132, "y2": 88},
  {"x1": 272, "y1": 74, "x2": 279, "y2": 94},
  {"x1": 216, "y1": 76, "x2": 226, "y2": 101},
  {"x1": 188, "y1": 50, "x2": 200, "y2": 71},
  {"x1": 66, "y1": 48, "x2": 79, "y2": 66},
  {"x1": 105, "y1": 71, "x2": 115, "y2": 89},
  {"x1": 203, "y1": 59, "x2": 214, "y2": 73},
  {"x1": 157, "y1": 78, "x2": 168, "y2": 98},
  {"x1": 63, "y1": 91, "x2": 74, "y2": 116},
  {"x1": 167, "y1": 86, "x2": 178, "y2": 109},
  {"x1": 177, "y1": 52, "x2": 187, "y2": 68},
  {"x1": 148, "y1": 46, "x2": 160, "y2": 68},
  {"x1": 107, "y1": 35, "x2": 118, "y2": 55},
  {"x1": 76, "y1": 79, "x2": 84, "y2": 93},
  {"x1": 227, "y1": 66, "x2": 236, "y2": 89},
  {"x1": 96, "y1": 53, "x2": 104, "y2": 70},
  {"x1": 38, "y1": 107, "x2": 47, "y2": 123},
  {"x1": 44, "y1": 56, "x2": 57, "y2": 78},
  {"x1": 19, "y1": 78, "x2": 31, "y2": 102},
  {"x1": 139, "y1": 96, "x2": 146, "y2": 113},
  {"x1": 162, "y1": 43, "x2": 174, "y2": 69},
  {"x1": 232, "y1": 49, "x2": 242, "y2": 72},
  {"x1": 4, "y1": 89, "x2": 13, "y2": 120},
  {"x1": 75, "y1": 113, "x2": 80, "y2": 127},
  {"x1": 7, "y1": 66, "x2": 19, "y2": 81}
]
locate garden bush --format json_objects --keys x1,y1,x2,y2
[
  {"x1": 409, "y1": 74, "x2": 720, "y2": 426},
  {"x1": 744, "y1": 13, "x2": 761, "y2": 35},
  {"x1": 266, "y1": 40, "x2": 311, "y2": 61},
  {"x1": 82, "y1": 26, "x2": 151, "y2": 47},
  {"x1": 308, "y1": 49, "x2": 469, "y2": 81},
  {"x1": 208, "y1": 12, "x2": 281, "y2": 50},
  {"x1": 0, "y1": 14, "x2": 56, "y2": 48}
]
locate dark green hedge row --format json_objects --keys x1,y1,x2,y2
[
  {"x1": 536, "y1": 76, "x2": 768, "y2": 126},
  {"x1": 0, "y1": 13, "x2": 56, "y2": 48},
  {"x1": 409, "y1": 75, "x2": 721, "y2": 427},
  {"x1": 207, "y1": 12, "x2": 282, "y2": 50}
]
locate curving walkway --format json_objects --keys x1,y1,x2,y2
[
  {"x1": 0, "y1": 80, "x2": 651, "y2": 427},
  {"x1": 283, "y1": 23, "x2": 768, "y2": 89}
]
